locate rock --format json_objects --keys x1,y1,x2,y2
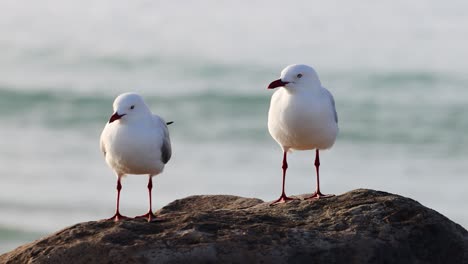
[{"x1": 1, "y1": 189, "x2": 467, "y2": 264}]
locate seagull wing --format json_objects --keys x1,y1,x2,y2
[
  {"x1": 99, "y1": 125, "x2": 108, "y2": 157},
  {"x1": 154, "y1": 115, "x2": 172, "y2": 164},
  {"x1": 324, "y1": 88, "x2": 338, "y2": 123}
]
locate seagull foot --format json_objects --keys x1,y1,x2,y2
[
  {"x1": 270, "y1": 195, "x2": 298, "y2": 206},
  {"x1": 107, "y1": 212, "x2": 130, "y2": 222},
  {"x1": 305, "y1": 192, "x2": 335, "y2": 200},
  {"x1": 135, "y1": 211, "x2": 157, "y2": 222}
]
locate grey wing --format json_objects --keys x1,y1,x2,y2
[
  {"x1": 155, "y1": 115, "x2": 172, "y2": 164},
  {"x1": 100, "y1": 139, "x2": 106, "y2": 157},
  {"x1": 324, "y1": 88, "x2": 338, "y2": 123},
  {"x1": 161, "y1": 130, "x2": 172, "y2": 164},
  {"x1": 99, "y1": 127, "x2": 107, "y2": 157}
]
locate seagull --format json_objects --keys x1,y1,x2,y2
[
  {"x1": 267, "y1": 64, "x2": 338, "y2": 205},
  {"x1": 100, "y1": 92, "x2": 172, "y2": 222}
]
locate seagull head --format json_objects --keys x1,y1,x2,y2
[
  {"x1": 108, "y1": 92, "x2": 151, "y2": 123},
  {"x1": 267, "y1": 64, "x2": 321, "y2": 91}
]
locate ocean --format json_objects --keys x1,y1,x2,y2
[{"x1": 1, "y1": 0, "x2": 468, "y2": 253}]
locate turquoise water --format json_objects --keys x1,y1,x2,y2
[{"x1": 1, "y1": 0, "x2": 468, "y2": 253}]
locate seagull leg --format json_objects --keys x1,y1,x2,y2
[
  {"x1": 108, "y1": 177, "x2": 129, "y2": 221},
  {"x1": 271, "y1": 151, "x2": 297, "y2": 205},
  {"x1": 307, "y1": 149, "x2": 334, "y2": 199},
  {"x1": 135, "y1": 176, "x2": 157, "y2": 222}
]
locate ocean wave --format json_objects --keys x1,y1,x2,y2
[
  {"x1": 0, "y1": 226, "x2": 42, "y2": 241},
  {"x1": 0, "y1": 85, "x2": 467, "y2": 147},
  {"x1": 0, "y1": 88, "x2": 269, "y2": 135},
  {"x1": 0, "y1": 225, "x2": 45, "y2": 253}
]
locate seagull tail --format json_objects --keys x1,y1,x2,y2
[{"x1": 166, "y1": 121, "x2": 174, "y2": 125}]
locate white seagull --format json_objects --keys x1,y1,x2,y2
[
  {"x1": 267, "y1": 64, "x2": 338, "y2": 204},
  {"x1": 100, "y1": 92, "x2": 172, "y2": 222}
]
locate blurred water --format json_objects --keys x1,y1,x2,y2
[{"x1": 1, "y1": 0, "x2": 468, "y2": 253}]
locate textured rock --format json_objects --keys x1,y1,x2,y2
[{"x1": 1, "y1": 189, "x2": 467, "y2": 264}]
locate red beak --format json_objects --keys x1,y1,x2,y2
[
  {"x1": 267, "y1": 79, "x2": 289, "y2": 89},
  {"x1": 109, "y1": 112, "x2": 126, "y2": 123}
]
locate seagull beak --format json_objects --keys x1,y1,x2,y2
[
  {"x1": 109, "y1": 112, "x2": 126, "y2": 123},
  {"x1": 267, "y1": 79, "x2": 289, "y2": 89}
]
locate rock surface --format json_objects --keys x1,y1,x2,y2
[{"x1": 1, "y1": 189, "x2": 467, "y2": 264}]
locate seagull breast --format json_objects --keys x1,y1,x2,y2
[
  {"x1": 102, "y1": 119, "x2": 167, "y2": 176},
  {"x1": 268, "y1": 88, "x2": 338, "y2": 151}
]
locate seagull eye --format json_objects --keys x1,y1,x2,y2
[
  {"x1": 130, "y1": 105, "x2": 135, "y2": 110},
  {"x1": 297, "y1": 73, "x2": 303, "y2": 78}
]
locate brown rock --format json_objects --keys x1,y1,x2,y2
[{"x1": 1, "y1": 189, "x2": 467, "y2": 264}]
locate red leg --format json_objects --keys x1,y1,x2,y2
[
  {"x1": 306, "y1": 149, "x2": 334, "y2": 200},
  {"x1": 135, "y1": 176, "x2": 157, "y2": 222},
  {"x1": 271, "y1": 151, "x2": 298, "y2": 205},
  {"x1": 108, "y1": 178, "x2": 129, "y2": 221}
]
